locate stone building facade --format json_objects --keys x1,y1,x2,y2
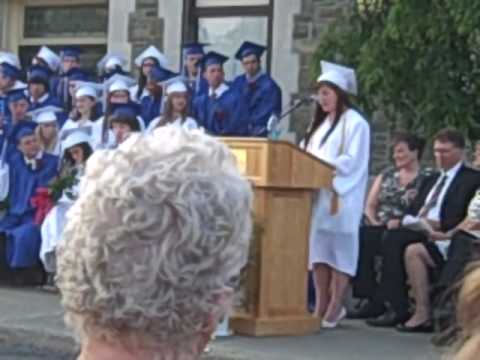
[{"x1": 0, "y1": 0, "x2": 389, "y2": 172}]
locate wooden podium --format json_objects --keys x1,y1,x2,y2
[{"x1": 221, "y1": 138, "x2": 336, "y2": 336}]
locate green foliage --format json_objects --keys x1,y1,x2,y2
[
  {"x1": 313, "y1": 0, "x2": 480, "y2": 140},
  {"x1": 49, "y1": 173, "x2": 77, "y2": 203}
]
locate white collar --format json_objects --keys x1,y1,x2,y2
[
  {"x1": 208, "y1": 83, "x2": 229, "y2": 98},
  {"x1": 30, "y1": 93, "x2": 49, "y2": 104},
  {"x1": 441, "y1": 161, "x2": 462, "y2": 178}
]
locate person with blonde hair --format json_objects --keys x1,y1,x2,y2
[
  {"x1": 56, "y1": 126, "x2": 253, "y2": 359},
  {"x1": 30, "y1": 106, "x2": 61, "y2": 156}
]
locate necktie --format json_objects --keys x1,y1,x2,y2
[
  {"x1": 418, "y1": 175, "x2": 448, "y2": 217},
  {"x1": 210, "y1": 92, "x2": 217, "y2": 101}
]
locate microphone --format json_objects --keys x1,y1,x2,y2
[{"x1": 299, "y1": 94, "x2": 318, "y2": 104}]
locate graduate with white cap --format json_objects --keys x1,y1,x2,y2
[
  {"x1": 300, "y1": 60, "x2": 370, "y2": 329},
  {"x1": 147, "y1": 80, "x2": 199, "y2": 133},
  {"x1": 130, "y1": 45, "x2": 168, "y2": 103},
  {"x1": 231, "y1": 41, "x2": 282, "y2": 137},
  {"x1": 28, "y1": 105, "x2": 63, "y2": 156},
  {"x1": 40, "y1": 129, "x2": 93, "y2": 281},
  {"x1": 33, "y1": 46, "x2": 61, "y2": 73},
  {"x1": 97, "y1": 53, "x2": 129, "y2": 81},
  {"x1": 60, "y1": 82, "x2": 102, "y2": 148}
]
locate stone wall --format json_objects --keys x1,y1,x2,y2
[
  {"x1": 291, "y1": 0, "x2": 391, "y2": 174},
  {"x1": 128, "y1": 0, "x2": 164, "y2": 64}
]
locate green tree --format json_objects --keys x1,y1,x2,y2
[{"x1": 313, "y1": 0, "x2": 480, "y2": 140}]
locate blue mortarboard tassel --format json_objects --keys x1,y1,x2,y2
[
  {"x1": 60, "y1": 46, "x2": 82, "y2": 60},
  {"x1": 235, "y1": 41, "x2": 266, "y2": 61},
  {"x1": 6, "y1": 88, "x2": 28, "y2": 104},
  {"x1": 149, "y1": 66, "x2": 179, "y2": 83},
  {"x1": 199, "y1": 51, "x2": 229, "y2": 70},
  {"x1": 0, "y1": 63, "x2": 22, "y2": 80},
  {"x1": 28, "y1": 65, "x2": 52, "y2": 84}
]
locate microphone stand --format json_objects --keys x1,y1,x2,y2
[{"x1": 268, "y1": 97, "x2": 312, "y2": 140}]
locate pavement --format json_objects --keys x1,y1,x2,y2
[{"x1": 0, "y1": 287, "x2": 446, "y2": 360}]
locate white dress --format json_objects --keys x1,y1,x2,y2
[
  {"x1": 40, "y1": 167, "x2": 83, "y2": 273},
  {"x1": 306, "y1": 109, "x2": 370, "y2": 276},
  {"x1": 147, "y1": 116, "x2": 199, "y2": 133}
]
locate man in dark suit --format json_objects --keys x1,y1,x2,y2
[{"x1": 361, "y1": 128, "x2": 480, "y2": 328}]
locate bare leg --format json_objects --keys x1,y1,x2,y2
[
  {"x1": 313, "y1": 263, "x2": 331, "y2": 318},
  {"x1": 404, "y1": 243, "x2": 436, "y2": 326},
  {"x1": 323, "y1": 269, "x2": 350, "y2": 322}
]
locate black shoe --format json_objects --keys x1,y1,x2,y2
[
  {"x1": 347, "y1": 300, "x2": 386, "y2": 319},
  {"x1": 366, "y1": 310, "x2": 408, "y2": 328},
  {"x1": 396, "y1": 321, "x2": 434, "y2": 333}
]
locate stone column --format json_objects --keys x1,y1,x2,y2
[
  {"x1": 128, "y1": 0, "x2": 164, "y2": 65},
  {"x1": 0, "y1": 0, "x2": 8, "y2": 49}
]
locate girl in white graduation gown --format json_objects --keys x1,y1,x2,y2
[
  {"x1": 60, "y1": 83, "x2": 102, "y2": 146},
  {"x1": 302, "y1": 61, "x2": 370, "y2": 328},
  {"x1": 30, "y1": 106, "x2": 62, "y2": 156},
  {"x1": 147, "y1": 81, "x2": 199, "y2": 133},
  {"x1": 40, "y1": 131, "x2": 93, "y2": 275}
]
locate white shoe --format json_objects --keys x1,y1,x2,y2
[{"x1": 321, "y1": 307, "x2": 347, "y2": 329}]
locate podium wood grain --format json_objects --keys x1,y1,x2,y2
[{"x1": 221, "y1": 138, "x2": 335, "y2": 336}]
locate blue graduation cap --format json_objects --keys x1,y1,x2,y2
[
  {"x1": 199, "y1": 51, "x2": 229, "y2": 70},
  {"x1": 110, "y1": 102, "x2": 141, "y2": 119},
  {"x1": 149, "y1": 66, "x2": 179, "y2": 84},
  {"x1": 12, "y1": 122, "x2": 37, "y2": 144},
  {"x1": 28, "y1": 65, "x2": 52, "y2": 84},
  {"x1": 235, "y1": 41, "x2": 266, "y2": 61},
  {"x1": 0, "y1": 62, "x2": 22, "y2": 80},
  {"x1": 182, "y1": 42, "x2": 209, "y2": 56},
  {"x1": 60, "y1": 46, "x2": 82, "y2": 60},
  {"x1": 6, "y1": 88, "x2": 28, "y2": 104},
  {"x1": 65, "y1": 67, "x2": 89, "y2": 81}
]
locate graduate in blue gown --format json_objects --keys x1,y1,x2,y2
[
  {"x1": 181, "y1": 42, "x2": 209, "y2": 100},
  {"x1": 27, "y1": 65, "x2": 62, "y2": 111},
  {"x1": 232, "y1": 41, "x2": 282, "y2": 137},
  {"x1": 51, "y1": 47, "x2": 88, "y2": 112},
  {"x1": 192, "y1": 51, "x2": 246, "y2": 136},
  {"x1": 139, "y1": 65, "x2": 179, "y2": 127},
  {"x1": 0, "y1": 127, "x2": 58, "y2": 268},
  {"x1": 0, "y1": 62, "x2": 23, "y2": 120}
]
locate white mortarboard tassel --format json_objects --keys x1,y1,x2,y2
[
  {"x1": 62, "y1": 130, "x2": 92, "y2": 153},
  {"x1": 166, "y1": 81, "x2": 188, "y2": 95},
  {"x1": 0, "y1": 51, "x2": 21, "y2": 69},
  {"x1": 36, "y1": 46, "x2": 61, "y2": 72},
  {"x1": 97, "y1": 53, "x2": 127, "y2": 73},
  {"x1": 134, "y1": 45, "x2": 168, "y2": 68},
  {"x1": 74, "y1": 81, "x2": 103, "y2": 100},
  {"x1": 317, "y1": 61, "x2": 358, "y2": 95},
  {"x1": 28, "y1": 105, "x2": 63, "y2": 124}
]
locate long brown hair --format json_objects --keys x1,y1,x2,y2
[
  {"x1": 156, "y1": 92, "x2": 190, "y2": 128},
  {"x1": 302, "y1": 81, "x2": 353, "y2": 150}
]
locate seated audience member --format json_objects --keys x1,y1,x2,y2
[
  {"x1": 350, "y1": 132, "x2": 433, "y2": 317},
  {"x1": 56, "y1": 126, "x2": 253, "y2": 360},
  {"x1": 109, "y1": 102, "x2": 143, "y2": 147},
  {"x1": 147, "y1": 81, "x2": 199, "y2": 132},
  {"x1": 0, "y1": 127, "x2": 57, "y2": 283},
  {"x1": 398, "y1": 190, "x2": 480, "y2": 333},
  {"x1": 365, "y1": 128, "x2": 480, "y2": 327},
  {"x1": 40, "y1": 131, "x2": 92, "y2": 286}
]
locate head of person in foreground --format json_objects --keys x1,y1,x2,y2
[{"x1": 56, "y1": 127, "x2": 253, "y2": 360}]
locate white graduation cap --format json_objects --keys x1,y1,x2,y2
[
  {"x1": 10, "y1": 80, "x2": 27, "y2": 91},
  {"x1": 134, "y1": 45, "x2": 168, "y2": 68},
  {"x1": 74, "y1": 81, "x2": 103, "y2": 100},
  {"x1": 62, "y1": 130, "x2": 92, "y2": 152},
  {"x1": 317, "y1": 61, "x2": 358, "y2": 95},
  {"x1": 28, "y1": 105, "x2": 63, "y2": 124},
  {"x1": 97, "y1": 53, "x2": 127, "y2": 73},
  {"x1": 36, "y1": 46, "x2": 61, "y2": 72},
  {"x1": 104, "y1": 73, "x2": 136, "y2": 94},
  {"x1": 166, "y1": 80, "x2": 188, "y2": 95},
  {"x1": 0, "y1": 51, "x2": 21, "y2": 69}
]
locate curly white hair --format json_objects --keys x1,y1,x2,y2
[{"x1": 56, "y1": 127, "x2": 253, "y2": 347}]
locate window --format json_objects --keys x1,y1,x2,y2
[
  {"x1": 7, "y1": 0, "x2": 108, "y2": 73},
  {"x1": 183, "y1": 0, "x2": 273, "y2": 79}
]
